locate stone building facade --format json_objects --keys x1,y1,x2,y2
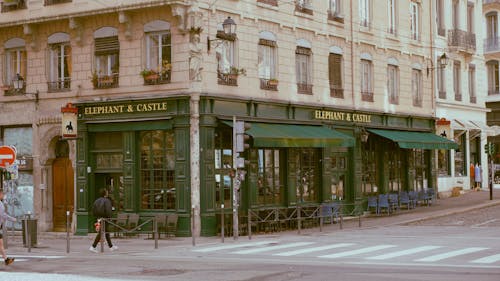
[{"x1": 0, "y1": 0, "x2": 460, "y2": 236}]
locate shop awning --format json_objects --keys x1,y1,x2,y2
[
  {"x1": 368, "y1": 129, "x2": 458, "y2": 150},
  {"x1": 222, "y1": 121, "x2": 354, "y2": 147}
]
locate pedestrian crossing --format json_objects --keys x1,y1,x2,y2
[{"x1": 192, "y1": 240, "x2": 500, "y2": 266}]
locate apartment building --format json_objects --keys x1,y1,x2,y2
[{"x1": 0, "y1": 0, "x2": 457, "y2": 237}]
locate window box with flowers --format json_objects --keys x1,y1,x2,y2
[
  {"x1": 140, "y1": 60, "x2": 171, "y2": 85},
  {"x1": 218, "y1": 67, "x2": 246, "y2": 86}
]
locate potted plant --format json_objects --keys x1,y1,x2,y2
[
  {"x1": 90, "y1": 72, "x2": 98, "y2": 87},
  {"x1": 140, "y1": 69, "x2": 159, "y2": 81},
  {"x1": 227, "y1": 66, "x2": 246, "y2": 79}
]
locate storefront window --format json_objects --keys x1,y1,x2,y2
[
  {"x1": 409, "y1": 149, "x2": 428, "y2": 191},
  {"x1": 331, "y1": 150, "x2": 347, "y2": 199},
  {"x1": 140, "y1": 130, "x2": 175, "y2": 210},
  {"x1": 214, "y1": 128, "x2": 233, "y2": 208},
  {"x1": 257, "y1": 149, "x2": 282, "y2": 205},
  {"x1": 91, "y1": 132, "x2": 123, "y2": 170},
  {"x1": 438, "y1": 149, "x2": 450, "y2": 176},
  {"x1": 362, "y1": 140, "x2": 377, "y2": 194},
  {"x1": 454, "y1": 133, "x2": 466, "y2": 176},
  {"x1": 387, "y1": 145, "x2": 402, "y2": 192},
  {"x1": 294, "y1": 148, "x2": 319, "y2": 203}
]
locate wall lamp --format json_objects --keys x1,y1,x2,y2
[
  {"x1": 426, "y1": 53, "x2": 449, "y2": 77},
  {"x1": 207, "y1": 16, "x2": 237, "y2": 52},
  {"x1": 13, "y1": 73, "x2": 39, "y2": 103}
]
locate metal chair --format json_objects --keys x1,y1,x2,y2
[
  {"x1": 367, "y1": 196, "x2": 378, "y2": 214},
  {"x1": 408, "y1": 191, "x2": 418, "y2": 209},
  {"x1": 424, "y1": 188, "x2": 435, "y2": 206},
  {"x1": 399, "y1": 191, "x2": 411, "y2": 210},
  {"x1": 166, "y1": 214, "x2": 178, "y2": 237},
  {"x1": 377, "y1": 194, "x2": 391, "y2": 215},
  {"x1": 154, "y1": 214, "x2": 167, "y2": 238},
  {"x1": 388, "y1": 193, "x2": 399, "y2": 213}
]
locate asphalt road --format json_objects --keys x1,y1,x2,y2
[{"x1": 2, "y1": 204, "x2": 500, "y2": 281}]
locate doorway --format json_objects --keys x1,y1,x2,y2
[
  {"x1": 94, "y1": 173, "x2": 124, "y2": 212},
  {"x1": 52, "y1": 157, "x2": 74, "y2": 231},
  {"x1": 330, "y1": 149, "x2": 348, "y2": 200}
]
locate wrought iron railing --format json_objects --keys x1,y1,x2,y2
[
  {"x1": 3, "y1": 80, "x2": 26, "y2": 96},
  {"x1": 217, "y1": 71, "x2": 238, "y2": 86},
  {"x1": 330, "y1": 85, "x2": 343, "y2": 98},
  {"x1": 1, "y1": 0, "x2": 26, "y2": 12},
  {"x1": 44, "y1": 0, "x2": 71, "y2": 5},
  {"x1": 361, "y1": 91, "x2": 373, "y2": 102},
  {"x1": 448, "y1": 29, "x2": 476, "y2": 51},
  {"x1": 47, "y1": 78, "x2": 71, "y2": 92},
  {"x1": 260, "y1": 78, "x2": 278, "y2": 91},
  {"x1": 297, "y1": 83, "x2": 312, "y2": 94},
  {"x1": 93, "y1": 73, "x2": 119, "y2": 89},
  {"x1": 143, "y1": 70, "x2": 171, "y2": 86},
  {"x1": 484, "y1": 37, "x2": 500, "y2": 53}
]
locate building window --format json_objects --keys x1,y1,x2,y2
[
  {"x1": 140, "y1": 130, "x2": 176, "y2": 211},
  {"x1": 487, "y1": 60, "x2": 499, "y2": 95},
  {"x1": 257, "y1": 0, "x2": 278, "y2": 6},
  {"x1": 329, "y1": 53, "x2": 343, "y2": 98},
  {"x1": 469, "y1": 64, "x2": 476, "y2": 103},
  {"x1": 294, "y1": 148, "x2": 319, "y2": 203},
  {"x1": 436, "y1": 0, "x2": 445, "y2": 36},
  {"x1": 44, "y1": 0, "x2": 71, "y2": 5},
  {"x1": 387, "y1": 145, "x2": 402, "y2": 192},
  {"x1": 1, "y1": 0, "x2": 27, "y2": 13},
  {"x1": 3, "y1": 40, "x2": 27, "y2": 95},
  {"x1": 296, "y1": 41, "x2": 312, "y2": 94},
  {"x1": 362, "y1": 139, "x2": 377, "y2": 194},
  {"x1": 258, "y1": 32, "x2": 278, "y2": 91},
  {"x1": 437, "y1": 59, "x2": 446, "y2": 98},
  {"x1": 454, "y1": 133, "x2": 466, "y2": 177},
  {"x1": 359, "y1": 0, "x2": 370, "y2": 28},
  {"x1": 328, "y1": 0, "x2": 343, "y2": 23},
  {"x1": 93, "y1": 27, "x2": 119, "y2": 89},
  {"x1": 452, "y1": 0, "x2": 459, "y2": 29},
  {"x1": 438, "y1": 150, "x2": 450, "y2": 176},
  {"x1": 387, "y1": 64, "x2": 399, "y2": 104},
  {"x1": 48, "y1": 42, "x2": 71, "y2": 92},
  {"x1": 295, "y1": 0, "x2": 313, "y2": 15},
  {"x1": 215, "y1": 127, "x2": 233, "y2": 209},
  {"x1": 409, "y1": 149, "x2": 428, "y2": 192},
  {"x1": 360, "y1": 59, "x2": 373, "y2": 102},
  {"x1": 410, "y1": 1, "x2": 420, "y2": 41},
  {"x1": 257, "y1": 149, "x2": 282, "y2": 205},
  {"x1": 467, "y1": 3, "x2": 474, "y2": 34},
  {"x1": 487, "y1": 13, "x2": 498, "y2": 40},
  {"x1": 387, "y1": 0, "x2": 396, "y2": 35},
  {"x1": 144, "y1": 31, "x2": 172, "y2": 85},
  {"x1": 412, "y1": 68, "x2": 422, "y2": 107},
  {"x1": 453, "y1": 61, "x2": 461, "y2": 101}
]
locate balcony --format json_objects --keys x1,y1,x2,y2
[
  {"x1": 448, "y1": 29, "x2": 476, "y2": 54},
  {"x1": 47, "y1": 78, "x2": 71, "y2": 92},
  {"x1": 484, "y1": 37, "x2": 500, "y2": 54},
  {"x1": 330, "y1": 85, "x2": 343, "y2": 98},
  {"x1": 297, "y1": 83, "x2": 312, "y2": 94},
  {"x1": 44, "y1": 0, "x2": 71, "y2": 5},
  {"x1": 260, "y1": 78, "x2": 278, "y2": 91},
  {"x1": 218, "y1": 71, "x2": 238, "y2": 86},
  {"x1": 328, "y1": 11, "x2": 344, "y2": 23},
  {"x1": 3, "y1": 80, "x2": 26, "y2": 96},
  {"x1": 1, "y1": 0, "x2": 26, "y2": 12},
  {"x1": 142, "y1": 70, "x2": 171, "y2": 86},
  {"x1": 257, "y1": 0, "x2": 277, "y2": 6},
  {"x1": 93, "y1": 74, "x2": 119, "y2": 89},
  {"x1": 361, "y1": 91, "x2": 373, "y2": 102}
]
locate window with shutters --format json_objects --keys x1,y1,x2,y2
[
  {"x1": 258, "y1": 35, "x2": 278, "y2": 91},
  {"x1": 329, "y1": 53, "x2": 343, "y2": 98},
  {"x1": 93, "y1": 31, "x2": 119, "y2": 89},
  {"x1": 412, "y1": 69, "x2": 422, "y2": 107},
  {"x1": 48, "y1": 43, "x2": 71, "y2": 92},
  {"x1": 3, "y1": 40, "x2": 27, "y2": 95},
  {"x1": 469, "y1": 65, "x2": 476, "y2": 103},
  {"x1": 328, "y1": 0, "x2": 343, "y2": 23},
  {"x1": 487, "y1": 60, "x2": 499, "y2": 96},
  {"x1": 296, "y1": 46, "x2": 312, "y2": 94},
  {"x1": 360, "y1": 59, "x2": 373, "y2": 102},
  {"x1": 144, "y1": 31, "x2": 171, "y2": 85},
  {"x1": 387, "y1": 64, "x2": 399, "y2": 104}
]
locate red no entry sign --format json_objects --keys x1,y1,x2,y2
[{"x1": 0, "y1": 146, "x2": 16, "y2": 168}]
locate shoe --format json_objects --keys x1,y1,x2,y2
[
  {"x1": 89, "y1": 246, "x2": 98, "y2": 253},
  {"x1": 4, "y1": 257, "x2": 14, "y2": 265},
  {"x1": 110, "y1": 245, "x2": 118, "y2": 252}
]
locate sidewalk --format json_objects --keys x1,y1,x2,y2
[{"x1": 4, "y1": 189, "x2": 500, "y2": 257}]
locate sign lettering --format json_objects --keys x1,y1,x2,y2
[
  {"x1": 84, "y1": 102, "x2": 168, "y2": 116},
  {"x1": 314, "y1": 110, "x2": 371, "y2": 123}
]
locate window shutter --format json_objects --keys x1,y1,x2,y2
[
  {"x1": 329, "y1": 53, "x2": 342, "y2": 88},
  {"x1": 95, "y1": 36, "x2": 119, "y2": 55}
]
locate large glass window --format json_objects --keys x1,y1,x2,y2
[
  {"x1": 410, "y1": 1, "x2": 420, "y2": 40},
  {"x1": 214, "y1": 127, "x2": 233, "y2": 208},
  {"x1": 296, "y1": 45, "x2": 312, "y2": 94},
  {"x1": 91, "y1": 132, "x2": 123, "y2": 171},
  {"x1": 454, "y1": 133, "x2": 466, "y2": 177},
  {"x1": 257, "y1": 149, "x2": 282, "y2": 205},
  {"x1": 140, "y1": 130, "x2": 175, "y2": 210},
  {"x1": 294, "y1": 148, "x2": 319, "y2": 203},
  {"x1": 361, "y1": 59, "x2": 373, "y2": 101},
  {"x1": 145, "y1": 31, "x2": 171, "y2": 83},
  {"x1": 409, "y1": 149, "x2": 428, "y2": 191},
  {"x1": 387, "y1": 146, "x2": 402, "y2": 192},
  {"x1": 48, "y1": 43, "x2": 71, "y2": 91},
  {"x1": 438, "y1": 149, "x2": 450, "y2": 176},
  {"x1": 362, "y1": 138, "x2": 377, "y2": 194}
]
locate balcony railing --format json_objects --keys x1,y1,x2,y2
[
  {"x1": 297, "y1": 83, "x2": 312, "y2": 94},
  {"x1": 455, "y1": 92, "x2": 462, "y2": 102},
  {"x1": 47, "y1": 78, "x2": 71, "y2": 92},
  {"x1": 484, "y1": 0, "x2": 500, "y2": 4},
  {"x1": 143, "y1": 70, "x2": 171, "y2": 86},
  {"x1": 484, "y1": 37, "x2": 500, "y2": 53},
  {"x1": 361, "y1": 91, "x2": 373, "y2": 102},
  {"x1": 44, "y1": 0, "x2": 71, "y2": 5},
  {"x1": 328, "y1": 11, "x2": 344, "y2": 23},
  {"x1": 488, "y1": 90, "x2": 500, "y2": 96},
  {"x1": 330, "y1": 85, "x2": 343, "y2": 98},
  {"x1": 260, "y1": 78, "x2": 278, "y2": 91},
  {"x1": 257, "y1": 0, "x2": 277, "y2": 6},
  {"x1": 1, "y1": 0, "x2": 26, "y2": 12},
  {"x1": 218, "y1": 71, "x2": 238, "y2": 86},
  {"x1": 295, "y1": 3, "x2": 313, "y2": 15},
  {"x1": 439, "y1": 91, "x2": 446, "y2": 99},
  {"x1": 93, "y1": 74, "x2": 119, "y2": 89},
  {"x1": 448, "y1": 29, "x2": 476, "y2": 52}
]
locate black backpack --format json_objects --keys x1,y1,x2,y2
[{"x1": 92, "y1": 197, "x2": 107, "y2": 217}]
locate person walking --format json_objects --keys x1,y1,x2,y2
[
  {"x1": 89, "y1": 188, "x2": 118, "y2": 253},
  {"x1": 470, "y1": 163, "x2": 475, "y2": 190},
  {"x1": 0, "y1": 189, "x2": 16, "y2": 265}
]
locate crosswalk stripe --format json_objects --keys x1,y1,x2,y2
[
  {"x1": 318, "y1": 245, "x2": 396, "y2": 259},
  {"x1": 10, "y1": 255, "x2": 65, "y2": 259},
  {"x1": 192, "y1": 241, "x2": 276, "y2": 253},
  {"x1": 273, "y1": 243, "x2": 355, "y2": 257},
  {"x1": 415, "y1": 247, "x2": 488, "y2": 262},
  {"x1": 470, "y1": 254, "x2": 500, "y2": 264},
  {"x1": 366, "y1": 246, "x2": 442, "y2": 260},
  {"x1": 233, "y1": 242, "x2": 315, "y2": 255}
]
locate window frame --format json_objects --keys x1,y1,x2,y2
[
  {"x1": 48, "y1": 42, "x2": 71, "y2": 92},
  {"x1": 359, "y1": 0, "x2": 370, "y2": 27},
  {"x1": 329, "y1": 53, "x2": 343, "y2": 98},
  {"x1": 453, "y1": 61, "x2": 461, "y2": 101},
  {"x1": 387, "y1": 64, "x2": 399, "y2": 104},
  {"x1": 360, "y1": 59, "x2": 373, "y2": 101},
  {"x1": 412, "y1": 68, "x2": 422, "y2": 107},
  {"x1": 295, "y1": 46, "x2": 312, "y2": 94},
  {"x1": 387, "y1": 0, "x2": 397, "y2": 35},
  {"x1": 410, "y1": 1, "x2": 420, "y2": 41}
]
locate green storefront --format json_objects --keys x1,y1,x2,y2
[{"x1": 74, "y1": 95, "x2": 456, "y2": 237}]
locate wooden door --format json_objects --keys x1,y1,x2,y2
[{"x1": 52, "y1": 158, "x2": 74, "y2": 231}]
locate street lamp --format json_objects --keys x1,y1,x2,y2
[
  {"x1": 13, "y1": 73, "x2": 25, "y2": 92},
  {"x1": 426, "y1": 53, "x2": 449, "y2": 77},
  {"x1": 207, "y1": 17, "x2": 237, "y2": 52}
]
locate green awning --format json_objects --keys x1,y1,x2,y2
[
  {"x1": 222, "y1": 121, "x2": 354, "y2": 148},
  {"x1": 368, "y1": 129, "x2": 458, "y2": 150}
]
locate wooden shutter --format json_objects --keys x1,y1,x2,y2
[
  {"x1": 329, "y1": 53, "x2": 342, "y2": 88},
  {"x1": 95, "y1": 36, "x2": 119, "y2": 55}
]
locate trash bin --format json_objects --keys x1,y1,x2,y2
[{"x1": 21, "y1": 217, "x2": 37, "y2": 247}]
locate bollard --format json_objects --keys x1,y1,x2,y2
[
  {"x1": 221, "y1": 204, "x2": 224, "y2": 243},
  {"x1": 24, "y1": 217, "x2": 31, "y2": 253},
  {"x1": 154, "y1": 217, "x2": 158, "y2": 249},
  {"x1": 191, "y1": 205, "x2": 195, "y2": 247},
  {"x1": 339, "y1": 212, "x2": 343, "y2": 230},
  {"x1": 248, "y1": 210, "x2": 252, "y2": 240},
  {"x1": 66, "y1": 211, "x2": 70, "y2": 254},
  {"x1": 100, "y1": 219, "x2": 105, "y2": 253}
]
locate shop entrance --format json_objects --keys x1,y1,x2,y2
[
  {"x1": 330, "y1": 149, "x2": 348, "y2": 200},
  {"x1": 94, "y1": 173, "x2": 124, "y2": 212},
  {"x1": 52, "y1": 140, "x2": 74, "y2": 231}
]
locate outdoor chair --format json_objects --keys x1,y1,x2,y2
[
  {"x1": 154, "y1": 214, "x2": 167, "y2": 238},
  {"x1": 377, "y1": 194, "x2": 391, "y2": 215},
  {"x1": 408, "y1": 191, "x2": 418, "y2": 208},
  {"x1": 417, "y1": 190, "x2": 428, "y2": 206},
  {"x1": 388, "y1": 193, "x2": 399, "y2": 213},
  {"x1": 321, "y1": 202, "x2": 340, "y2": 224},
  {"x1": 399, "y1": 191, "x2": 411, "y2": 210},
  {"x1": 166, "y1": 214, "x2": 178, "y2": 237},
  {"x1": 424, "y1": 188, "x2": 435, "y2": 206},
  {"x1": 113, "y1": 213, "x2": 128, "y2": 237},
  {"x1": 367, "y1": 196, "x2": 378, "y2": 214}
]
